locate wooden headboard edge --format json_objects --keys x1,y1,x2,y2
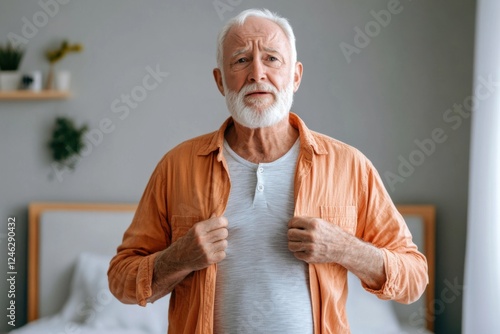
[
  {"x1": 396, "y1": 204, "x2": 436, "y2": 332},
  {"x1": 27, "y1": 202, "x2": 137, "y2": 322}
]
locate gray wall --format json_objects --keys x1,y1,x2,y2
[{"x1": 0, "y1": 0, "x2": 475, "y2": 333}]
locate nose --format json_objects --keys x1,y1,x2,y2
[{"x1": 248, "y1": 58, "x2": 266, "y2": 83}]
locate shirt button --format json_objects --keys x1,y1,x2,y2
[
  {"x1": 258, "y1": 167, "x2": 264, "y2": 174},
  {"x1": 257, "y1": 184, "x2": 264, "y2": 192}
]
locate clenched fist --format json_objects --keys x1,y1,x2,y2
[
  {"x1": 287, "y1": 216, "x2": 350, "y2": 264},
  {"x1": 287, "y1": 216, "x2": 386, "y2": 290},
  {"x1": 149, "y1": 214, "x2": 228, "y2": 302},
  {"x1": 172, "y1": 213, "x2": 229, "y2": 272}
]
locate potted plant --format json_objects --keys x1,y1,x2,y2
[
  {"x1": 0, "y1": 43, "x2": 25, "y2": 91},
  {"x1": 48, "y1": 116, "x2": 88, "y2": 170},
  {"x1": 45, "y1": 40, "x2": 83, "y2": 91}
]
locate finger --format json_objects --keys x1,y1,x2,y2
[
  {"x1": 206, "y1": 239, "x2": 228, "y2": 265},
  {"x1": 212, "y1": 215, "x2": 228, "y2": 228},
  {"x1": 288, "y1": 240, "x2": 305, "y2": 252},
  {"x1": 288, "y1": 216, "x2": 311, "y2": 229},
  {"x1": 211, "y1": 249, "x2": 227, "y2": 263},
  {"x1": 293, "y1": 251, "x2": 310, "y2": 263},
  {"x1": 200, "y1": 215, "x2": 228, "y2": 233},
  {"x1": 212, "y1": 238, "x2": 228, "y2": 252},
  {"x1": 288, "y1": 216, "x2": 300, "y2": 228},
  {"x1": 206, "y1": 227, "x2": 228, "y2": 243},
  {"x1": 287, "y1": 228, "x2": 309, "y2": 242}
]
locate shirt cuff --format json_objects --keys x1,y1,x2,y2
[
  {"x1": 136, "y1": 252, "x2": 160, "y2": 306},
  {"x1": 361, "y1": 248, "x2": 399, "y2": 299}
]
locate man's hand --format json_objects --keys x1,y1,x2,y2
[
  {"x1": 171, "y1": 213, "x2": 229, "y2": 272},
  {"x1": 287, "y1": 215, "x2": 386, "y2": 289},
  {"x1": 149, "y1": 214, "x2": 228, "y2": 302},
  {"x1": 287, "y1": 216, "x2": 350, "y2": 264}
]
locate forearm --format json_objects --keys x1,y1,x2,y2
[
  {"x1": 148, "y1": 246, "x2": 193, "y2": 303},
  {"x1": 108, "y1": 246, "x2": 194, "y2": 305},
  {"x1": 337, "y1": 234, "x2": 386, "y2": 289},
  {"x1": 337, "y1": 232, "x2": 428, "y2": 303}
]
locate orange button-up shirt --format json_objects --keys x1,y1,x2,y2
[{"x1": 108, "y1": 113, "x2": 428, "y2": 334}]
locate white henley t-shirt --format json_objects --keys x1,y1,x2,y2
[{"x1": 214, "y1": 138, "x2": 313, "y2": 334}]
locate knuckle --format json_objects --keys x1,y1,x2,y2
[
  {"x1": 220, "y1": 216, "x2": 229, "y2": 225},
  {"x1": 194, "y1": 235, "x2": 204, "y2": 246},
  {"x1": 193, "y1": 223, "x2": 203, "y2": 235}
]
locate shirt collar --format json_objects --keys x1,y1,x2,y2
[{"x1": 197, "y1": 112, "x2": 328, "y2": 159}]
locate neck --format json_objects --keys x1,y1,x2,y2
[{"x1": 225, "y1": 115, "x2": 299, "y2": 163}]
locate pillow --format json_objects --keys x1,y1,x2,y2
[
  {"x1": 59, "y1": 252, "x2": 110, "y2": 323},
  {"x1": 59, "y1": 252, "x2": 169, "y2": 333},
  {"x1": 345, "y1": 272, "x2": 402, "y2": 334}
]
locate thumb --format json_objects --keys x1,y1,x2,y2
[{"x1": 210, "y1": 212, "x2": 217, "y2": 218}]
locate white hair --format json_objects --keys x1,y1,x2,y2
[{"x1": 216, "y1": 8, "x2": 297, "y2": 70}]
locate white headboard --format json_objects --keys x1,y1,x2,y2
[{"x1": 28, "y1": 202, "x2": 137, "y2": 321}]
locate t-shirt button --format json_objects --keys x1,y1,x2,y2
[
  {"x1": 258, "y1": 167, "x2": 264, "y2": 174},
  {"x1": 257, "y1": 184, "x2": 264, "y2": 192}
]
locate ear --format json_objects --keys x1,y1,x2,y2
[
  {"x1": 213, "y1": 68, "x2": 225, "y2": 96},
  {"x1": 292, "y1": 61, "x2": 303, "y2": 93}
]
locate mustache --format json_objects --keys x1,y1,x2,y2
[{"x1": 238, "y1": 83, "x2": 279, "y2": 96}]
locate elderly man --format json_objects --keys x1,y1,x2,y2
[{"x1": 108, "y1": 8, "x2": 428, "y2": 334}]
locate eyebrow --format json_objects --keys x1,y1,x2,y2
[
  {"x1": 263, "y1": 47, "x2": 280, "y2": 54},
  {"x1": 231, "y1": 48, "x2": 249, "y2": 58},
  {"x1": 230, "y1": 46, "x2": 282, "y2": 58}
]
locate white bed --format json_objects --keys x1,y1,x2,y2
[{"x1": 12, "y1": 202, "x2": 435, "y2": 333}]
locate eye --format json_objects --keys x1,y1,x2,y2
[
  {"x1": 230, "y1": 56, "x2": 251, "y2": 70},
  {"x1": 265, "y1": 55, "x2": 282, "y2": 68}
]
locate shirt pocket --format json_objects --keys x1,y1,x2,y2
[
  {"x1": 171, "y1": 215, "x2": 200, "y2": 242},
  {"x1": 319, "y1": 206, "x2": 357, "y2": 235}
]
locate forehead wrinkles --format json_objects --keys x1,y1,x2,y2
[{"x1": 224, "y1": 21, "x2": 290, "y2": 57}]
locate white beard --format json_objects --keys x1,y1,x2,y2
[{"x1": 225, "y1": 81, "x2": 295, "y2": 129}]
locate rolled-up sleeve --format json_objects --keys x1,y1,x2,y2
[
  {"x1": 358, "y1": 160, "x2": 429, "y2": 303},
  {"x1": 365, "y1": 247, "x2": 428, "y2": 303},
  {"x1": 108, "y1": 161, "x2": 170, "y2": 306}
]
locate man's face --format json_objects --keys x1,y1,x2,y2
[{"x1": 214, "y1": 17, "x2": 303, "y2": 128}]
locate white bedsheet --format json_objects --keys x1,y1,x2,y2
[
  {"x1": 10, "y1": 315, "x2": 162, "y2": 334},
  {"x1": 12, "y1": 253, "x2": 169, "y2": 334}
]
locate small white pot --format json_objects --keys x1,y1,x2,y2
[
  {"x1": 20, "y1": 71, "x2": 43, "y2": 92},
  {"x1": 0, "y1": 71, "x2": 21, "y2": 91},
  {"x1": 31, "y1": 71, "x2": 43, "y2": 92},
  {"x1": 55, "y1": 70, "x2": 71, "y2": 91}
]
